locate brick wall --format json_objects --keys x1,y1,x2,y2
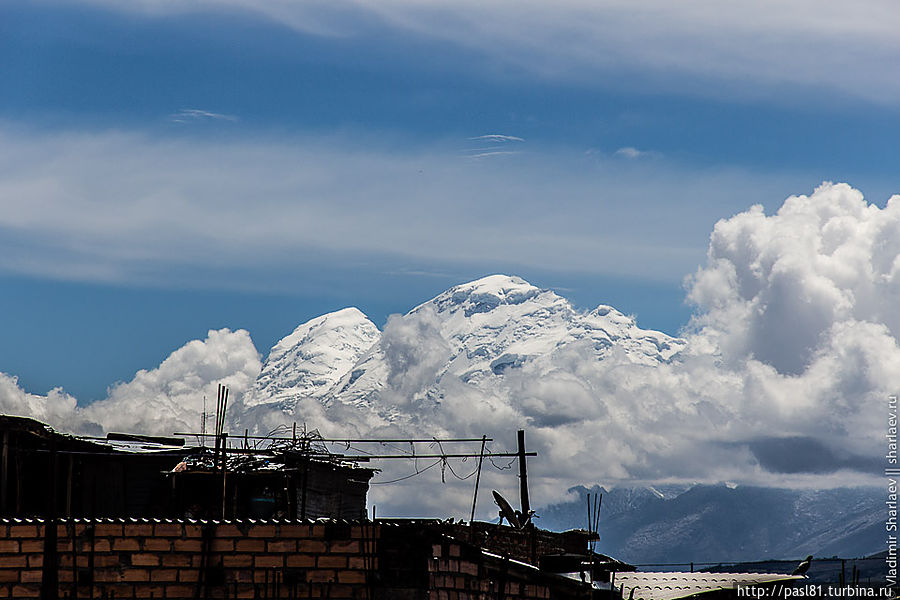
[
  {"x1": 427, "y1": 539, "x2": 553, "y2": 600},
  {"x1": 0, "y1": 519, "x2": 585, "y2": 599},
  {"x1": 0, "y1": 518, "x2": 378, "y2": 599}
]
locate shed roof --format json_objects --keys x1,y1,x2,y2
[{"x1": 613, "y1": 571, "x2": 803, "y2": 600}]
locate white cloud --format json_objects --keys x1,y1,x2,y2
[
  {"x1": 0, "y1": 124, "x2": 802, "y2": 288},
  {"x1": 468, "y1": 135, "x2": 524, "y2": 143},
  {"x1": 614, "y1": 147, "x2": 658, "y2": 159},
  {"x1": 75, "y1": 0, "x2": 900, "y2": 104},
  {"x1": 85, "y1": 328, "x2": 262, "y2": 436},
  {"x1": 2, "y1": 181, "x2": 897, "y2": 519},
  {"x1": 169, "y1": 108, "x2": 238, "y2": 123}
]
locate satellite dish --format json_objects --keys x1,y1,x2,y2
[{"x1": 492, "y1": 490, "x2": 521, "y2": 528}]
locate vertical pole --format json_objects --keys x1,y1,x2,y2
[
  {"x1": 221, "y1": 433, "x2": 228, "y2": 520},
  {"x1": 65, "y1": 455, "x2": 73, "y2": 518},
  {"x1": 469, "y1": 436, "x2": 487, "y2": 524},
  {"x1": 516, "y1": 429, "x2": 530, "y2": 522},
  {"x1": 41, "y1": 438, "x2": 59, "y2": 600},
  {"x1": 1, "y1": 430, "x2": 8, "y2": 515}
]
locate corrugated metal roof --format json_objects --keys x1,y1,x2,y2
[{"x1": 613, "y1": 571, "x2": 803, "y2": 600}]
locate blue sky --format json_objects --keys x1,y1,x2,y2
[{"x1": 3, "y1": 0, "x2": 900, "y2": 401}]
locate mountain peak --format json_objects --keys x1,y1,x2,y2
[
  {"x1": 422, "y1": 274, "x2": 547, "y2": 317},
  {"x1": 247, "y1": 307, "x2": 380, "y2": 410}
]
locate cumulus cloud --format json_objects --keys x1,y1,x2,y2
[
  {"x1": 2, "y1": 181, "x2": 897, "y2": 519},
  {"x1": 304, "y1": 183, "x2": 900, "y2": 516},
  {"x1": 0, "y1": 329, "x2": 262, "y2": 437}
]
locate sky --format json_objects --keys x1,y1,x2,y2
[
  {"x1": 2, "y1": 0, "x2": 900, "y2": 517},
  {"x1": 0, "y1": 0, "x2": 900, "y2": 478},
  {"x1": 4, "y1": 1, "x2": 899, "y2": 401}
]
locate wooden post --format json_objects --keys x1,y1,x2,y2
[
  {"x1": 1, "y1": 431, "x2": 8, "y2": 515},
  {"x1": 517, "y1": 429, "x2": 530, "y2": 522},
  {"x1": 469, "y1": 435, "x2": 487, "y2": 524},
  {"x1": 41, "y1": 438, "x2": 59, "y2": 600},
  {"x1": 221, "y1": 433, "x2": 228, "y2": 520}
]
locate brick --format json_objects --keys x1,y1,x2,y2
[
  {"x1": 0, "y1": 555, "x2": 25, "y2": 568},
  {"x1": 234, "y1": 539, "x2": 264, "y2": 552},
  {"x1": 222, "y1": 555, "x2": 252, "y2": 568},
  {"x1": 287, "y1": 554, "x2": 316, "y2": 568},
  {"x1": 348, "y1": 556, "x2": 376, "y2": 570},
  {"x1": 141, "y1": 538, "x2": 171, "y2": 552},
  {"x1": 337, "y1": 570, "x2": 367, "y2": 585},
  {"x1": 93, "y1": 524, "x2": 123, "y2": 536},
  {"x1": 93, "y1": 569, "x2": 123, "y2": 583},
  {"x1": 130, "y1": 553, "x2": 159, "y2": 567},
  {"x1": 91, "y1": 539, "x2": 112, "y2": 552},
  {"x1": 0, "y1": 541, "x2": 18, "y2": 553},
  {"x1": 124, "y1": 524, "x2": 153, "y2": 536},
  {"x1": 317, "y1": 555, "x2": 347, "y2": 569},
  {"x1": 27, "y1": 555, "x2": 42, "y2": 568},
  {"x1": 306, "y1": 570, "x2": 335, "y2": 583},
  {"x1": 182, "y1": 524, "x2": 204, "y2": 538},
  {"x1": 149, "y1": 569, "x2": 178, "y2": 582},
  {"x1": 297, "y1": 540, "x2": 326, "y2": 553},
  {"x1": 214, "y1": 524, "x2": 243, "y2": 537},
  {"x1": 328, "y1": 540, "x2": 359, "y2": 553},
  {"x1": 153, "y1": 523, "x2": 183, "y2": 537},
  {"x1": 173, "y1": 539, "x2": 202, "y2": 552},
  {"x1": 254, "y1": 555, "x2": 284, "y2": 568},
  {"x1": 55, "y1": 540, "x2": 73, "y2": 553},
  {"x1": 276, "y1": 524, "x2": 309, "y2": 537},
  {"x1": 266, "y1": 539, "x2": 296, "y2": 552},
  {"x1": 163, "y1": 584, "x2": 195, "y2": 597},
  {"x1": 8, "y1": 525, "x2": 38, "y2": 538},
  {"x1": 133, "y1": 584, "x2": 167, "y2": 598},
  {"x1": 432, "y1": 544, "x2": 443, "y2": 557},
  {"x1": 448, "y1": 545, "x2": 460, "y2": 557},
  {"x1": 161, "y1": 554, "x2": 192, "y2": 567},
  {"x1": 328, "y1": 584, "x2": 353, "y2": 598},
  {"x1": 93, "y1": 555, "x2": 123, "y2": 567},
  {"x1": 122, "y1": 568, "x2": 150, "y2": 582},
  {"x1": 20, "y1": 541, "x2": 42, "y2": 553},
  {"x1": 210, "y1": 538, "x2": 233, "y2": 552},
  {"x1": 0, "y1": 571, "x2": 19, "y2": 582},
  {"x1": 20, "y1": 570, "x2": 42, "y2": 583},
  {"x1": 247, "y1": 525, "x2": 277, "y2": 538},
  {"x1": 11, "y1": 585, "x2": 39, "y2": 598},
  {"x1": 112, "y1": 538, "x2": 140, "y2": 552},
  {"x1": 177, "y1": 569, "x2": 200, "y2": 583}
]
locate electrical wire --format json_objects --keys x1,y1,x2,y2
[{"x1": 369, "y1": 459, "x2": 443, "y2": 485}]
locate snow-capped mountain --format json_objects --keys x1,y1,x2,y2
[
  {"x1": 247, "y1": 307, "x2": 380, "y2": 411},
  {"x1": 250, "y1": 275, "x2": 685, "y2": 414}
]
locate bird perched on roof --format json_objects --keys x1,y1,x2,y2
[{"x1": 792, "y1": 555, "x2": 813, "y2": 576}]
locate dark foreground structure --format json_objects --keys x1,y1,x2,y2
[{"x1": 0, "y1": 415, "x2": 803, "y2": 599}]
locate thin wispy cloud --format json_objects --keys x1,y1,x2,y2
[
  {"x1": 468, "y1": 134, "x2": 525, "y2": 143},
  {"x1": 169, "y1": 108, "x2": 239, "y2": 123},
  {"x1": 614, "y1": 147, "x2": 660, "y2": 159},
  {"x1": 81, "y1": 0, "x2": 900, "y2": 105},
  {"x1": 467, "y1": 150, "x2": 522, "y2": 159},
  {"x1": 0, "y1": 125, "x2": 801, "y2": 287}
]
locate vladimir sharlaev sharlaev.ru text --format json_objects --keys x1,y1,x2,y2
[{"x1": 737, "y1": 585, "x2": 893, "y2": 598}]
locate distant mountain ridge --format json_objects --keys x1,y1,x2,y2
[{"x1": 539, "y1": 484, "x2": 884, "y2": 564}]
